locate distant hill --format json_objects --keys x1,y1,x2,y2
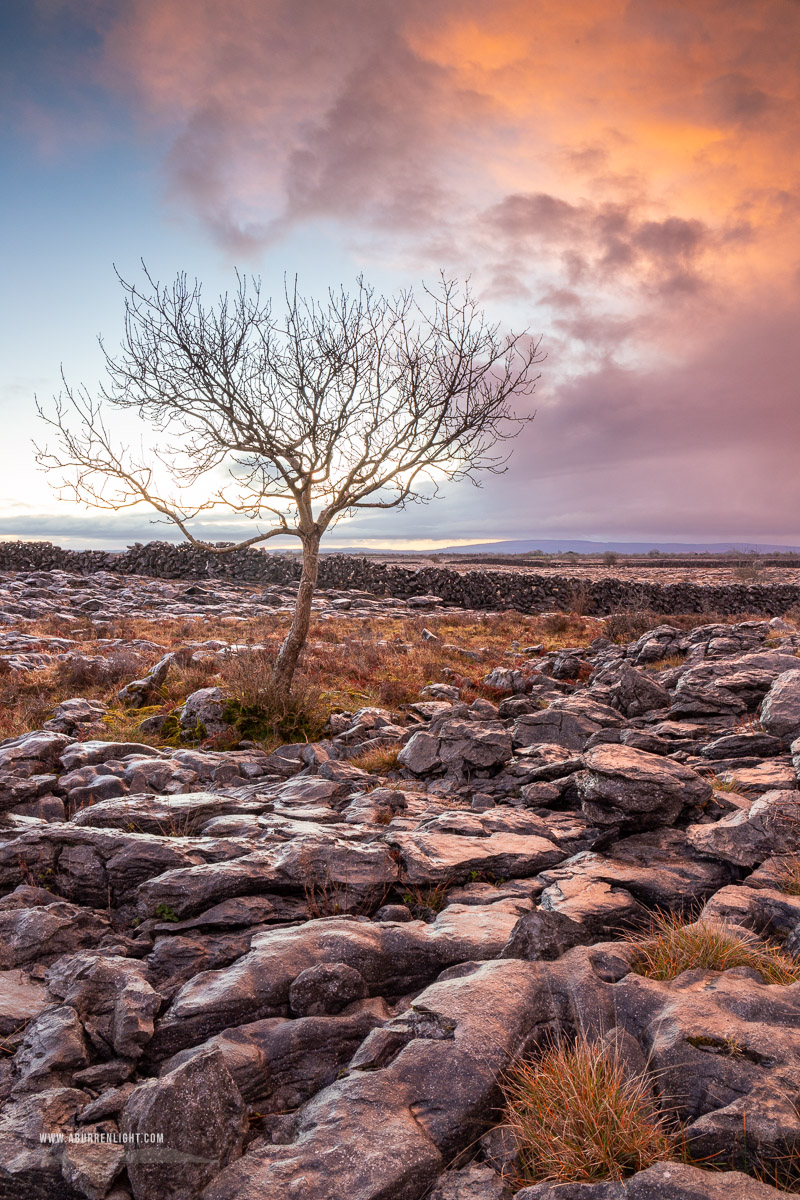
[{"x1": 327, "y1": 539, "x2": 800, "y2": 555}]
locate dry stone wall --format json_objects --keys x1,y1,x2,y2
[{"x1": 1, "y1": 539, "x2": 799, "y2": 615}]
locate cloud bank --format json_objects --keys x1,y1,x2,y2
[{"x1": 7, "y1": 0, "x2": 800, "y2": 542}]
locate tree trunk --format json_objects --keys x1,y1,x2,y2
[{"x1": 271, "y1": 531, "x2": 321, "y2": 705}]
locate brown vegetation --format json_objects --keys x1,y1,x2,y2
[
  {"x1": 631, "y1": 913, "x2": 800, "y2": 986},
  {"x1": 503, "y1": 1035, "x2": 678, "y2": 1185},
  {"x1": 0, "y1": 605, "x2": 788, "y2": 750}
]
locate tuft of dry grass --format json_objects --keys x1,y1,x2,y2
[
  {"x1": 709, "y1": 775, "x2": 742, "y2": 793},
  {"x1": 734, "y1": 714, "x2": 767, "y2": 733},
  {"x1": 769, "y1": 854, "x2": 800, "y2": 897},
  {"x1": 631, "y1": 913, "x2": 800, "y2": 985},
  {"x1": 349, "y1": 741, "x2": 404, "y2": 774},
  {"x1": 503, "y1": 1035, "x2": 677, "y2": 1186},
  {"x1": 643, "y1": 653, "x2": 687, "y2": 672},
  {"x1": 603, "y1": 610, "x2": 662, "y2": 644},
  {"x1": 400, "y1": 880, "x2": 451, "y2": 915}
]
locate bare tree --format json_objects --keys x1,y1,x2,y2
[{"x1": 36, "y1": 269, "x2": 542, "y2": 702}]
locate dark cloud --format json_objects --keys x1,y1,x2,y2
[
  {"x1": 705, "y1": 73, "x2": 775, "y2": 125},
  {"x1": 486, "y1": 193, "x2": 713, "y2": 294}
]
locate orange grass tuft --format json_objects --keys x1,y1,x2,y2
[
  {"x1": 631, "y1": 912, "x2": 800, "y2": 985},
  {"x1": 503, "y1": 1035, "x2": 677, "y2": 1185}
]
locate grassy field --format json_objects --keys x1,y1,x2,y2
[{"x1": 0, "y1": 605, "x2": 788, "y2": 748}]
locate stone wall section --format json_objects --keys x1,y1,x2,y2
[{"x1": 1, "y1": 540, "x2": 800, "y2": 614}]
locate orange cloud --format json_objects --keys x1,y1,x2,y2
[{"x1": 22, "y1": 0, "x2": 799, "y2": 539}]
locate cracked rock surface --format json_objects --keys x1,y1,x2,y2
[{"x1": 0, "y1": 579, "x2": 800, "y2": 1199}]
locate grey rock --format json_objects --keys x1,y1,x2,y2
[
  {"x1": 13, "y1": 1004, "x2": 90, "y2": 1090},
  {"x1": 438, "y1": 720, "x2": 514, "y2": 770},
  {"x1": 374, "y1": 903, "x2": 413, "y2": 922},
  {"x1": 428, "y1": 1162, "x2": 513, "y2": 1199},
  {"x1": 422, "y1": 684, "x2": 461, "y2": 701},
  {"x1": 399, "y1": 730, "x2": 442, "y2": 774},
  {"x1": 578, "y1": 744, "x2": 711, "y2": 828},
  {"x1": 500, "y1": 908, "x2": 590, "y2": 960},
  {"x1": 77, "y1": 1083, "x2": 137, "y2": 1123},
  {"x1": 59, "y1": 741, "x2": 164, "y2": 772},
  {"x1": 0, "y1": 901, "x2": 112, "y2": 968},
  {"x1": 387, "y1": 829, "x2": 563, "y2": 885},
  {"x1": 0, "y1": 1087, "x2": 89, "y2": 1200},
  {"x1": 536, "y1": 831, "x2": 727, "y2": 934},
  {"x1": 688, "y1": 789, "x2": 800, "y2": 866},
  {"x1": 515, "y1": 1162, "x2": 790, "y2": 1198},
  {"x1": 179, "y1": 687, "x2": 228, "y2": 738},
  {"x1": 136, "y1": 835, "x2": 398, "y2": 921},
  {"x1": 118, "y1": 653, "x2": 174, "y2": 708},
  {"x1": 761, "y1": 669, "x2": 800, "y2": 741},
  {"x1": 121, "y1": 1047, "x2": 248, "y2": 1200},
  {"x1": 513, "y1": 710, "x2": 601, "y2": 752},
  {"x1": 61, "y1": 1125, "x2": 125, "y2": 1200},
  {"x1": 46, "y1": 953, "x2": 162, "y2": 1059},
  {"x1": 552, "y1": 650, "x2": 583, "y2": 680},
  {"x1": 482, "y1": 667, "x2": 527, "y2": 694},
  {"x1": 701, "y1": 882, "x2": 800, "y2": 938},
  {"x1": 707, "y1": 758, "x2": 797, "y2": 796},
  {"x1": 44, "y1": 696, "x2": 108, "y2": 735},
  {"x1": 288, "y1": 962, "x2": 368, "y2": 1016},
  {"x1": 700, "y1": 732, "x2": 783, "y2": 759},
  {"x1": 619, "y1": 729, "x2": 669, "y2": 754},
  {"x1": 609, "y1": 663, "x2": 670, "y2": 717}
]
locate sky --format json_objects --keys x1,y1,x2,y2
[{"x1": 0, "y1": 0, "x2": 798, "y2": 550}]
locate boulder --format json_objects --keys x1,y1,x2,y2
[
  {"x1": 710, "y1": 759, "x2": 797, "y2": 796},
  {"x1": 60, "y1": 1128, "x2": 125, "y2": 1200},
  {"x1": 387, "y1": 830, "x2": 564, "y2": 885},
  {"x1": 513, "y1": 710, "x2": 601, "y2": 752},
  {"x1": 117, "y1": 652, "x2": 174, "y2": 708},
  {"x1": 12, "y1": 1004, "x2": 91, "y2": 1090},
  {"x1": 179, "y1": 687, "x2": 229, "y2": 738},
  {"x1": 398, "y1": 730, "x2": 442, "y2": 775},
  {"x1": 536, "y1": 833, "x2": 728, "y2": 934},
  {"x1": 761, "y1": 669, "x2": 800, "y2": 742},
  {"x1": 438, "y1": 720, "x2": 514, "y2": 771},
  {"x1": 289, "y1": 962, "x2": 368, "y2": 1016},
  {"x1": 500, "y1": 909, "x2": 590, "y2": 960},
  {"x1": 482, "y1": 667, "x2": 527, "y2": 694},
  {"x1": 43, "y1": 697, "x2": 108, "y2": 735},
  {"x1": 700, "y1": 732, "x2": 783, "y2": 759},
  {"x1": 46, "y1": 953, "x2": 163, "y2": 1059},
  {"x1": 578, "y1": 744, "x2": 711, "y2": 828},
  {"x1": 136, "y1": 835, "x2": 399, "y2": 921},
  {"x1": 0, "y1": 1087, "x2": 89, "y2": 1200},
  {"x1": 0, "y1": 901, "x2": 112, "y2": 968},
  {"x1": 609, "y1": 664, "x2": 670, "y2": 717},
  {"x1": 687, "y1": 789, "x2": 800, "y2": 866},
  {"x1": 121, "y1": 1047, "x2": 248, "y2": 1200}
]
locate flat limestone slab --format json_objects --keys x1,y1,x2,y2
[{"x1": 0, "y1": 968, "x2": 50, "y2": 1035}]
